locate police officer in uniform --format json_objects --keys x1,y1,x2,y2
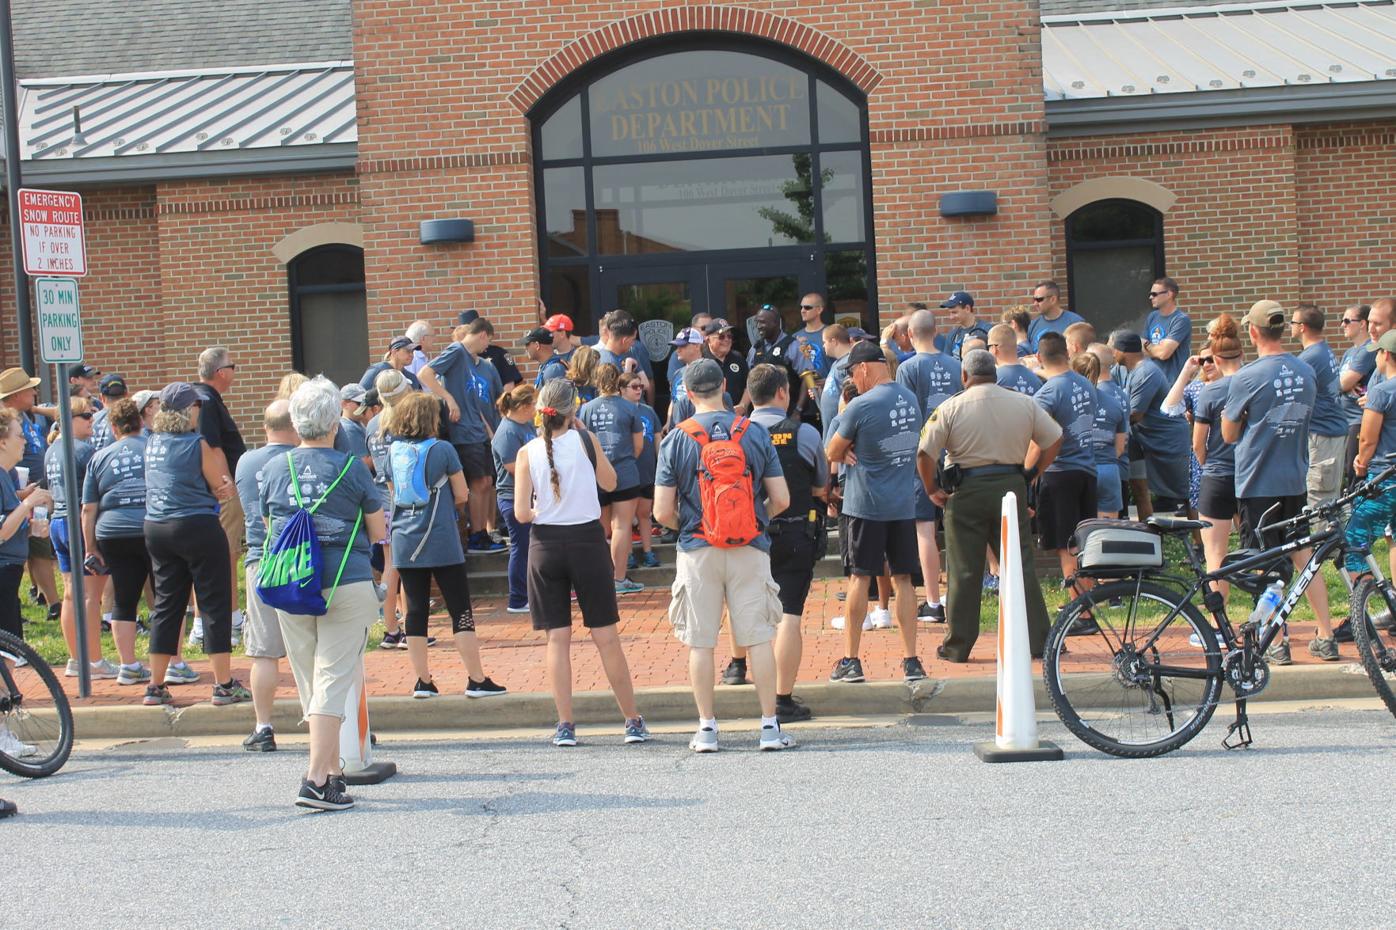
[{"x1": 916, "y1": 350, "x2": 1063, "y2": 661}]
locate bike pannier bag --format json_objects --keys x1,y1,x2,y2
[{"x1": 1072, "y1": 519, "x2": 1164, "y2": 574}]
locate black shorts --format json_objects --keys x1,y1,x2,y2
[
  {"x1": 1238, "y1": 494, "x2": 1307, "y2": 549},
  {"x1": 1197, "y1": 474, "x2": 1238, "y2": 521},
  {"x1": 1037, "y1": 469, "x2": 1097, "y2": 550},
  {"x1": 526, "y1": 521, "x2": 620, "y2": 631},
  {"x1": 639, "y1": 484, "x2": 654, "y2": 501},
  {"x1": 768, "y1": 523, "x2": 819, "y2": 616},
  {"x1": 597, "y1": 484, "x2": 642, "y2": 506},
  {"x1": 454, "y1": 442, "x2": 493, "y2": 482},
  {"x1": 845, "y1": 515, "x2": 919, "y2": 577}
]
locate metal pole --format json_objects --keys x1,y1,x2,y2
[
  {"x1": 54, "y1": 364, "x2": 89, "y2": 697},
  {"x1": 0, "y1": 0, "x2": 32, "y2": 375}
]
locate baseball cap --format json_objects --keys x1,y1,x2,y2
[
  {"x1": 683, "y1": 358, "x2": 725, "y2": 394},
  {"x1": 158, "y1": 382, "x2": 200, "y2": 411},
  {"x1": 69, "y1": 363, "x2": 100, "y2": 380},
  {"x1": 847, "y1": 341, "x2": 888, "y2": 366},
  {"x1": 544, "y1": 314, "x2": 575, "y2": 334},
  {"x1": 99, "y1": 373, "x2": 128, "y2": 397},
  {"x1": 354, "y1": 388, "x2": 380, "y2": 415},
  {"x1": 457, "y1": 310, "x2": 480, "y2": 325},
  {"x1": 340, "y1": 384, "x2": 368, "y2": 404},
  {"x1": 845, "y1": 327, "x2": 875, "y2": 342},
  {"x1": 1376, "y1": 331, "x2": 1396, "y2": 354},
  {"x1": 1244, "y1": 300, "x2": 1286, "y2": 330},
  {"x1": 670, "y1": 327, "x2": 705, "y2": 347},
  {"x1": 702, "y1": 318, "x2": 735, "y2": 336},
  {"x1": 939, "y1": 291, "x2": 975, "y2": 309},
  {"x1": 132, "y1": 389, "x2": 159, "y2": 413},
  {"x1": 389, "y1": 335, "x2": 418, "y2": 352},
  {"x1": 522, "y1": 327, "x2": 554, "y2": 347},
  {"x1": 1109, "y1": 329, "x2": 1143, "y2": 353}
]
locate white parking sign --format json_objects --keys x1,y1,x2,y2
[{"x1": 36, "y1": 277, "x2": 83, "y2": 363}]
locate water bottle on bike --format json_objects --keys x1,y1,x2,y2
[{"x1": 1247, "y1": 581, "x2": 1285, "y2": 631}]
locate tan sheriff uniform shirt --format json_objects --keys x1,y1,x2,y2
[{"x1": 919, "y1": 382, "x2": 1062, "y2": 468}]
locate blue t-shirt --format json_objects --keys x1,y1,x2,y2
[
  {"x1": 636, "y1": 403, "x2": 661, "y2": 486},
  {"x1": 18, "y1": 411, "x2": 47, "y2": 486},
  {"x1": 534, "y1": 350, "x2": 572, "y2": 387},
  {"x1": 260, "y1": 447, "x2": 382, "y2": 584},
  {"x1": 655, "y1": 411, "x2": 782, "y2": 552},
  {"x1": 1363, "y1": 377, "x2": 1396, "y2": 463},
  {"x1": 0, "y1": 470, "x2": 29, "y2": 566},
  {"x1": 1145, "y1": 308, "x2": 1192, "y2": 386},
  {"x1": 334, "y1": 417, "x2": 369, "y2": 458},
  {"x1": 426, "y1": 342, "x2": 490, "y2": 444},
  {"x1": 1098, "y1": 379, "x2": 1131, "y2": 468},
  {"x1": 234, "y1": 442, "x2": 295, "y2": 563},
  {"x1": 389, "y1": 439, "x2": 464, "y2": 569},
  {"x1": 44, "y1": 438, "x2": 94, "y2": 520},
  {"x1": 1222, "y1": 353, "x2": 1316, "y2": 499},
  {"x1": 81, "y1": 435, "x2": 148, "y2": 538},
  {"x1": 996, "y1": 363, "x2": 1042, "y2": 396},
  {"x1": 1340, "y1": 342, "x2": 1377, "y2": 428},
  {"x1": 793, "y1": 326, "x2": 831, "y2": 379},
  {"x1": 819, "y1": 354, "x2": 853, "y2": 431},
  {"x1": 359, "y1": 362, "x2": 421, "y2": 392},
  {"x1": 144, "y1": 432, "x2": 218, "y2": 522},
  {"x1": 1126, "y1": 359, "x2": 1189, "y2": 455},
  {"x1": 1027, "y1": 309, "x2": 1085, "y2": 352},
  {"x1": 491, "y1": 417, "x2": 536, "y2": 501},
  {"x1": 1091, "y1": 382, "x2": 1128, "y2": 469},
  {"x1": 945, "y1": 322, "x2": 990, "y2": 360},
  {"x1": 1033, "y1": 371, "x2": 1098, "y2": 475},
  {"x1": 595, "y1": 344, "x2": 654, "y2": 381},
  {"x1": 90, "y1": 408, "x2": 113, "y2": 452},
  {"x1": 1299, "y1": 341, "x2": 1349, "y2": 438},
  {"x1": 580, "y1": 395, "x2": 644, "y2": 490},
  {"x1": 896, "y1": 352, "x2": 962, "y2": 422},
  {"x1": 1191, "y1": 378, "x2": 1235, "y2": 478},
  {"x1": 365, "y1": 413, "x2": 393, "y2": 509},
  {"x1": 834, "y1": 381, "x2": 921, "y2": 521}
]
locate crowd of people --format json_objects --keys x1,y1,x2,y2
[{"x1": 1, "y1": 279, "x2": 1390, "y2": 813}]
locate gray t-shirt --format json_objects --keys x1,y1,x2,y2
[
  {"x1": 491, "y1": 417, "x2": 536, "y2": 501},
  {"x1": 234, "y1": 442, "x2": 295, "y2": 564},
  {"x1": 1364, "y1": 377, "x2": 1396, "y2": 462},
  {"x1": 1033, "y1": 371, "x2": 1098, "y2": 475},
  {"x1": 0, "y1": 470, "x2": 27, "y2": 567},
  {"x1": 1027, "y1": 309, "x2": 1085, "y2": 352},
  {"x1": 793, "y1": 325, "x2": 831, "y2": 378},
  {"x1": 144, "y1": 431, "x2": 218, "y2": 522},
  {"x1": 365, "y1": 413, "x2": 393, "y2": 510},
  {"x1": 426, "y1": 341, "x2": 490, "y2": 444},
  {"x1": 996, "y1": 363, "x2": 1042, "y2": 396},
  {"x1": 44, "y1": 438, "x2": 94, "y2": 519},
  {"x1": 1191, "y1": 378, "x2": 1235, "y2": 478},
  {"x1": 636, "y1": 403, "x2": 661, "y2": 486},
  {"x1": 595, "y1": 344, "x2": 654, "y2": 380},
  {"x1": 389, "y1": 439, "x2": 464, "y2": 568},
  {"x1": 1299, "y1": 341, "x2": 1349, "y2": 438},
  {"x1": 834, "y1": 381, "x2": 921, "y2": 521},
  {"x1": 1144, "y1": 308, "x2": 1191, "y2": 386},
  {"x1": 90, "y1": 407, "x2": 113, "y2": 452},
  {"x1": 82, "y1": 435, "x2": 148, "y2": 538},
  {"x1": 1340, "y1": 342, "x2": 1376, "y2": 428},
  {"x1": 819, "y1": 354, "x2": 853, "y2": 432},
  {"x1": 1098, "y1": 379, "x2": 1131, "y2": 468},
  {"x1": 896, "y1": 351, "x2": 962, "y2": 422},
  {"x1": 656, "y1": 411, "x2": 782, "y2": 552},
  {"x1": 580, "y1": 395, "x2": 644, "y2": 490},
  {"x1": 1222, "y1": 353, "x2": 1316, "y2": 499},
  {"x1": 260, "y1": 447, "x2": 382, "y2": 585},
  {"x1": 334, "y1": 417, "x2": 369, "y2": 458},
  {"x1": 1126, "y1": 359, "x2": 1190, "y2": 455},
  {"x1": 1091, "y1": 384, "x2": 1128, "y2": 469}
]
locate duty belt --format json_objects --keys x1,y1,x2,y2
[{"x1": 960, "y1": 464, "x2": 1025, "y2": 480}]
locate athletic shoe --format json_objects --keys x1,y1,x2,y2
[
  {"x1": 63, "y1": 659, "x2": 80, "y2": 677},
  {"x1": 164, "y1": 660, "x2": 200, "y2": 685},
  {"x1": 295, "y1": 776, "x2": 354, "y2": 812},
  {"x1": 379, "y1": 630, "x2": 406, "y2": 649},
  {"x1": 553, "y1": 722, "x2": 577, "y2": 747},
  {"x1": 506, "y1": 603, "x2": 531, "y2": 614},
  {"x1": 89, "y1": 658, "x2": 119, "y2": 680},
  {"x1": 135, "y1": 618, "x2": 150, "y2": 637},
  {"x1": 1331, "y1": 618, "x2": 1355, "y2": 643},
  {"x1": 829, "y1": 614, "x2": 875, "y2": 631},
  {"x1": 759, "y1": 724, "x2": 795, "y2": 751},
  {"x1": 1066, "y1": 615, "x2": 1101, "y2": 637},
  {"x1": 830, "y1": 657, "x2": 865, "y2": 683},
  {"x1": 116, "y1": 662, "x2": 151, "y2": 686},
  {"x1": 0, "y1": 727, "x2": 37, "y2": 759},
  {"x1": 1187, "y1": 631, "x2": 1225, "y2": 649},
  {"x1": 230, "y1": 609, "x2": 245, "y2": 646},
  {"x1": 46, "y1": 603, "x2": 60, "y2": 622},
  {"x1": 776, "y1": 696, "x2": 813, "y2": 724},
  {"x1": 489, "y1": 529, "x2": 508, "y2": 546},
  {"x1": 720, "y1": 658, "x2": 748, "y2": 685},
  {"x1": 465, "y1": 677, "x2": 507, "y2": 698},
  {"x1": 983, "y1": 573, "x2": 999, "y2": 594},
  {"x1": 467, "y1": 532, "x2": 505, "y2": 552},
  {"x1": 243, "y1": 727, "x2": 277, "y2": 753},
  {"x1": 1265, "y1": 638, "x2": 1293, "y2": 666},
  {"x1": 624, "y1": 716, "x2": 651, "y2": 743},
  {"x1": 211, "y1": 678, "x2": 252, "y2": 706},
  {"x1": 917, "y1": 602, "x2": 946, "y2": 623},
  {"x1": 1308, "y1": 636, "x2": 1340, "y2": 662},
  {"x1": 0, "y1": 798, "x2": 15, "y2": 818},
  {"x1": 902, "y1": 656, "x2": 928, "y2": 682},
  {"x1": 373, "y1": 582, "x2": 388, "y2": 603},
  {"x1": 100, "y1": 618, "x2": 112, "y2": 633},
  {"x1": 143, "y1": 684, "x2": 173, "y2": 706},
  {"x1": 868, "y1": 607, "x2": 893, "y2": 630},
  {"x1": 689, "y1": 725, "x2": 719, "y2": 753},
  {"x1": 412, "y1": 678, "x2": 439, "y2": 699},
  {"x1": 187, "y1": 617, "x2": 204, "y2": 650},
  {"x1": 641, "y1": 551, "x2": 661, "y2": 568},
  {"x1": 614, "y1": 578, "x2": 644, "y2": 595},
  {"x1": 626, "y1": 552, "x2": 638, "y2": 571}
]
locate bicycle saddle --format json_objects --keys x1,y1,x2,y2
[{"x1": 1145, "y1": 516, "x2": 1210, "y2": 533}]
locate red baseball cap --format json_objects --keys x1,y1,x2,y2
[{"x1": 544, "y1": 314, "x2": 575, "y2": 333}]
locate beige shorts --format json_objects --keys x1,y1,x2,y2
[
  {"x1": 218, "y1": 493, "x2": 245, "y2": 555},
  {"x1": 669, "y1": 546, "x2": 781, "y2": 649},
  {"x1": 1307, "y1": 432, "x2": 1347, "y2": 508},
  {"x1": 241, "y1": 563, "x2": 285, "y2": 659},
  {"x1": 276, "y1": 580, "x2": 374, "y2": 721}
]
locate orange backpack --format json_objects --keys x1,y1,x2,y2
[{"x1": 677, "y1": 416, "x2": 760, "y2": 548}]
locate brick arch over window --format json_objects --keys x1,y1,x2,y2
[
  {"x1": 507, "y1": 6, "x2": 884, "y2": 114},
  {"x1": 1050, "y1": 177, "x2": 1176, "y2": 221},
  {"x1": 271, "y1": 222, "x2": 365, "y2": 265}
]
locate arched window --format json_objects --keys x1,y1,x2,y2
[
  {"x1": 1065, "y1": 199, "x2": 1165, "y2": 335},
  {"x1": 288, "y1": 244, "x2": 368, "y2": 388}
]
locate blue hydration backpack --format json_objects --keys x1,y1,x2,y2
[
  {"x1": 389, "y1": 437, "x2": 449, "y2": 562},
  {"x1": 256, "y1": 452, "x2": 363, "y2": 616}
]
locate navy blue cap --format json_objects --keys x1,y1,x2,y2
[
  {"x1": 939, "y1": 291, "x2": 974, "y2": 309},
  {"x1": 159, "y1": 381, "x2": 200, "y2": 411},
  {"x1": 99, "y1": 373, "x2": 128, "y2": 396}
]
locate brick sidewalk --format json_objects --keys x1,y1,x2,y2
[{"x1": 62, "y1": 578, "x2": 1339, "y2": 709}]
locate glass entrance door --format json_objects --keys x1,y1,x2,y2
[{"x1": 707, "y1": 257, "x2": 815, "y2": 357}]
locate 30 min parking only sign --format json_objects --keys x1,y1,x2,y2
[{"x1": 36, "y1": 278, "x2": 83, "y2": 364}]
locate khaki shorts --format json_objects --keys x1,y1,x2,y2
[
  {"x1": 668, "y1": 546, "x2": 781, "y2": 649},
  {"x1": 241, "y1": 563, "x2": 285, "y2": 659},
  {"x1": 218, "y1": 493, "x2": 245, "y2": 557},
  {"x1": 276, "y1": 580, "x2": 374, "y2": 721},
  {"x1": 1307, "y1": 432, "x2": 1347, "y2": 508}
]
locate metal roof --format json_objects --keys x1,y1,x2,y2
[{"x1": 1042, "y1": 1, "x2": 1396, "y2": 101}]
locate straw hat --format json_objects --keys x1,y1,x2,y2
[{"x1": 0, "y1": 367, "x2": 40, "y2": 400}]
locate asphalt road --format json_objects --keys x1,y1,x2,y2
[{"x1": 7, "y1": 705, "x2": 1396, "y2": 928}]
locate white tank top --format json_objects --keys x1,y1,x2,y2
[{"x1": 526, "y1": 430, "x2": 601, "y2": 526}]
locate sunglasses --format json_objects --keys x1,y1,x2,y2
[
  {"x1": 1342, "y1": 318, "x2": 1361, "y2": 325},
  {"x1": 1148, "y1": 291, "x2": 1169, "y2": 299},
  {"x1": 1031, "y1": 296, "x2": 1047, "y2": 303},
  {"x1": 1290, "y1": 319, "x2": 1305, "y2": 326},
  {"x1": 623, "y1": 382, "x2": 643, "y2": 390},
  {"x1": 1199, "y1": 356, "x2": 1215, "y2": 365},
  {"x1": 800, "y1": 304, "x2": 818, "y2": 310},
  {"x1": 74, "y1": 412, "x2": 94, "y2": 420},
  {"x1": 218, "y1": 364, "x2": 237, "y2": 372}
]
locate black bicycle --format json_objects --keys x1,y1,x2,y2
[
  {"x1": 1042, "y1": 459, "x2": 1396, "y2": 758},
  {"x1": 0, "y1": 629, "x2": 73, "y2": 777}
]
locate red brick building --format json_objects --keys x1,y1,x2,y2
[{"x1": 2, "y1": 0, "x2": 1395, "y2": 424}]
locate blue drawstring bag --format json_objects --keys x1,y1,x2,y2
[{"x1": 256, "y1": 452, "x2": 363, "y2": 616}]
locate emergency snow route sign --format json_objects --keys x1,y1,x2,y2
[{"x1": 19, "y1": 188, "x2": 87, "y2": 276}]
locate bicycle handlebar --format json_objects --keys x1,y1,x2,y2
[{"x1": 1257, "y1": 456, "x2": 1396, "y2": 537}]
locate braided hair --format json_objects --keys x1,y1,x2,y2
[{"x1": 536, "y1": 379, "x2": 580, "y2": 502}]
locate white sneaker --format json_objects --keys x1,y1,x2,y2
[
  {"x1": 868, "y1": 608, "x2": 893, "y2": 630},
  {"x1": 187, "y1": 617, "x2": 204, "y2": 649},
  {"x1": 1188, "y1": 631, "x2": 1225, "y2": 649},
  {"x1": 830, "y1": 615, "x2": 845, "y2": 630},
  {"x1": 759, "y1": 724, "x2": 796, "y2": 751},
  {"x1": 0, "y1": 726, "x2": 37, "y2": 758},
  {"x1": 64, "y1": 658, "x2": 80, "y2": 677},
  {"x1": 89, "y1": 658, "x2": 119, "y2": 680},
  {"x1": 231, "y1": 609, "x2": 245, "y2": 630},
  {"x1": 689, "y1": 726, "x2": 719, "y2": 753},
  {"x1": 506, "y1": 603, "x2": 531, "y2": 614}
]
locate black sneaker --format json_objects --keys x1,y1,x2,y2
[
  {"x1": 465, "y1": 677, "x2": 507, "y2": 698},
  {"x1": 1066, "y1": 615, "x2": 1100, "y2": 637},
  {"x1": 243, "y1": 727, "x2": 277, "y2": 753},
  {"x1": 776, "y1": 696, "x2": 813, "y2": 724},
  {"x1": 295, "y1": 776, "x2": 354, "y2": 812},
  {"x1": 902, "y1": 656, "x2": 928, "y2": 682},
  {"x1": 829, "y1": 657, "x2": 865, "y2": 683},
  {"x1": 46, "y1": 603, "x2": 60, "y2": 621},
  {"x1": 917, "y1": 602, "x2": 946, "y2": 623},
  {"x1": 379, "y1": 630, "x2": 406, "y2": 649},
  {"x1": 0, "y1": 798, "x2": 15, "y2": 819},
  {"x1": 411, "y1": 678, "x2": 438, "y2": 699},
  {"x1": 720, "y1": 658, "x2": 748, "y2": 685},
  {"x1": 1332, "y1": 618, "x2": 1355, "y2": 643}
]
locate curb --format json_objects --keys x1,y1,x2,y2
[{"x1": 68, "y1": 663, "x2": 1382, "y2": 740}]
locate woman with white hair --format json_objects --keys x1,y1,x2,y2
[{"x1": 259, "y1": 376, "x2": 385, "y2": 812}]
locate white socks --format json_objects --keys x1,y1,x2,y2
[
  {"x1": 699, "y1": 717, "x2": 717, "y2": 732},
  {"x1": 760, "y1": 715, "x2": 778, "y2": 730}
]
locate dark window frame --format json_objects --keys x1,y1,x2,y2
[
  {"x1": 1065, "y1": 198, "x2": 1166, "y2": 310},
  {"x1": 287, "y1": 243, "x2": 366, "y2": 375}
]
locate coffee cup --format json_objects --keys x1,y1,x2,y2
[{"x1": 13, "y1": 465, "x2": 28, "y2": 487}]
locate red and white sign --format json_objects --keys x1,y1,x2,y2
[{"x1": 18, "y1": 188, "x2": 86, "y2": 276}]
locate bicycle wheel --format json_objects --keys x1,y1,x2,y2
[
  {"x1": 1349, "y1": 577, "x2": 1396, "y2": 720},
  {"x1": 1043, "y1": 579, "x2": 1223, "y2": 758},
  {"x1": 0, "y1": 630, "x2": 74, "y2": 778}
]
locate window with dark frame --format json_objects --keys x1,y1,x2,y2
[
  {"x1": 287, "y1": 244, "x2": 369, "y2": 389},
  {"x1": 1065, "y1": 199, "x2": 1166, "y2": 337}
]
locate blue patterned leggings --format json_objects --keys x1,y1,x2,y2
[{"x1": 1344, "y1": 477, "x2": 1396, "y2": 573}]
